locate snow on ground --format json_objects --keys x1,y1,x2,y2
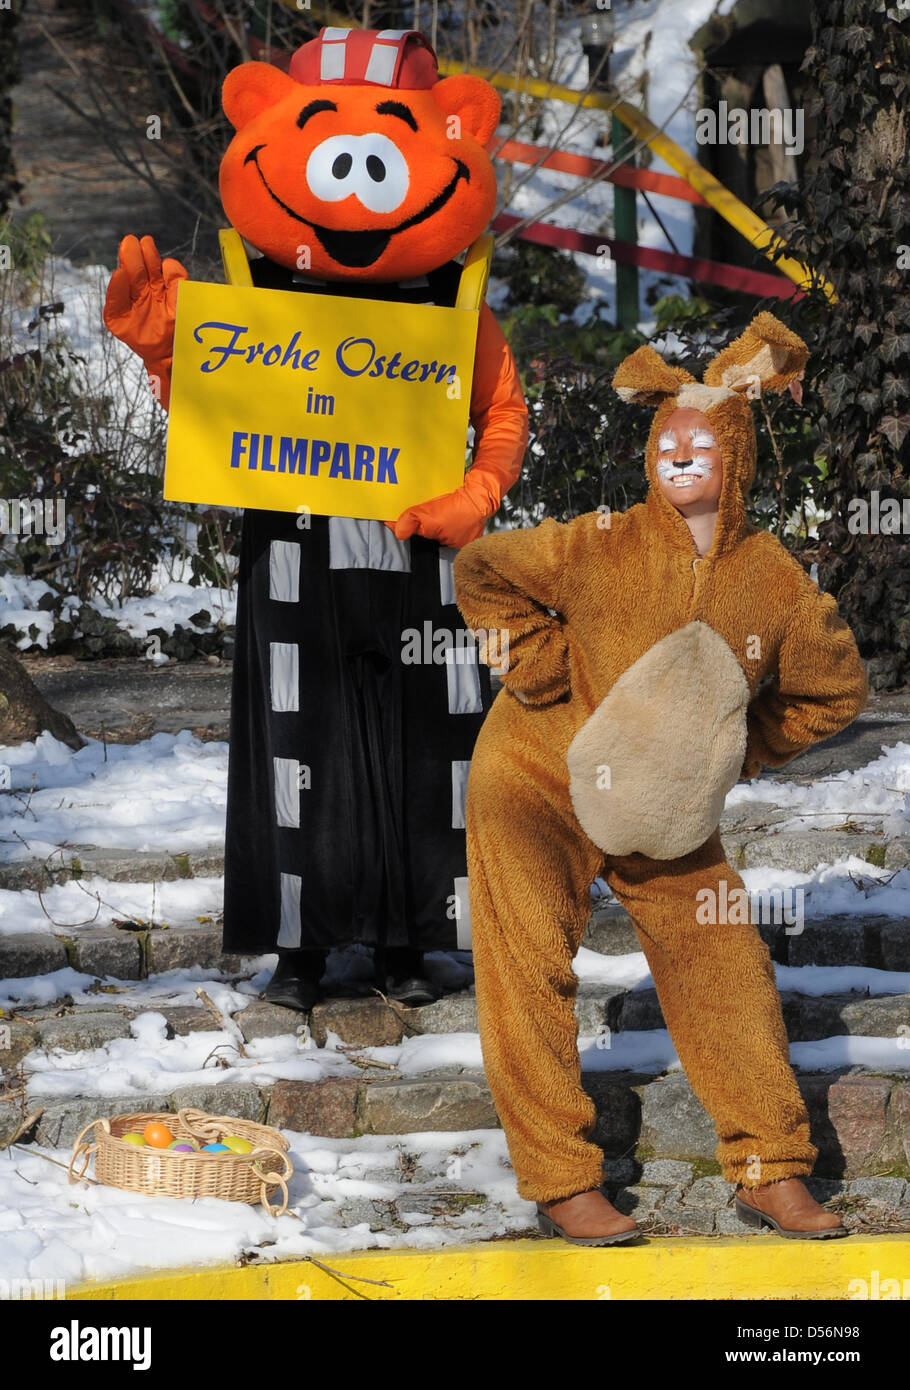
[
  {"x1": 0, "y1": 963, "x2": 270, "y2": 1012},
  {"x1": 729, "y1": 743, "x2": 910, "y2": 834},
  {"x1": 0, "y1": 575, "x2": 81, "y2": 652},
  {"x1": 1, "y1": 732, "x2": 907, "y2": 873},
  {"x1": 593, "y1": 834, "x2": 910, "y2": 933},
  {"x1": 13, "y1": 985, "x2": 910, "y2": 1102},
  {"x1": 0, "y1": 1126, "x2": 536, "y2": 1286},
  {"x1": 90, "y1": 579, "x2": 236, "y2": 643},
  {"x1": 0, "y1": 571, "x2": 236, "y2": 652},
  {"x1": 0, "y1": 876, "x2": 223, "y2": 938},
  {"x1": 0, "y1": 731, "x2": 227, "y2": 862},
  {"x1": 739, "y1": 858, "x2": 910, "y2": 922},
  {"x1": 3, "y1": 940, "x2": 908, "y2": 1011}
]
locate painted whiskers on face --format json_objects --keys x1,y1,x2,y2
[{"x1": 656, "y1": 426, "x2": 719, "y2": 488}]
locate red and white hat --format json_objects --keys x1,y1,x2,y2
[{"x1": 289, "y1": 27, "x2": 438, "y2": 89}]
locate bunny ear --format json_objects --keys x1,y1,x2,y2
[
  {"x1": 702, "y1": 311, "x2": 808, "y2": 396},
  {"x1": 612, "y1": 346, "x2": 697, "y2": 406}
]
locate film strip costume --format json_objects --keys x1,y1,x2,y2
[{"x1": 222, "y1": 261, "x2": 495, "y2": 964}]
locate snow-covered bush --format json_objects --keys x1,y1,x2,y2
[{"x1": 0, "y1": 217, "x2": 239, "y2": 656}]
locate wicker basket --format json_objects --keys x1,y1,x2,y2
[{"x1": 67, "y1": 1108, "x2": 293, "y2": 1216}]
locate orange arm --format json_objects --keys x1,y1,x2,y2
[
  {"x1": 464, "y1": 300, "x2": 530, "y2": 513},
  {"x1": 453, "y1": 516, "x2": 571, "y2": 705},
  {"x1": 103, "y1": 235, "x2": 187, "y2": 412},
  {"x1": 742, "y1": 581, "x2": 868, "y2": 778},
  {"x1": 389, "y1": 302, "x2": 528, "y2": 549}
]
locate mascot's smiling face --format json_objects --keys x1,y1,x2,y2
[{"x1": 219, "y1": 30, "x2": 500, "y2": 283}]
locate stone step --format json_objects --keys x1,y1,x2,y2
[
  {"x1": 0, "y1": 820, "x2": 906, "y2": 897},
  {"x1": 283, "y1": 1160, "x2": 910, "y2": 1241},
  {"x1": 0, "y1": 849, "x2": 224, "y2": 894},
  {"x1": 4, "y1": 1060, "x2": 908, "y2": 1187},
  {"x1": 3, "y1": 976, "x2": 908, "y2": 1076},
  {"x1": 3, "y1": 900, "x2": 909, "y2": 986},
  {"x1": 328, "y1": 1161, "x2": 910, "y2": 1239},
  {"x1": 0, "y1": 920, "x2": 245, "y2": 981},
  {"x1": 585, "y1": 904, "x2": 910, "y2": 971}
]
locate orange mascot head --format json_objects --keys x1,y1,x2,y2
[{"x1": 219, "y1": 27, "x2": 501, "y2": 283}]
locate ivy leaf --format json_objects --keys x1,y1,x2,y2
[
  {"x1": 882, "y1": 373, "x2": 907, "y2": 407},
  {"x1": 881, "y1": 330, "x2": 910, "y2": 364},
  {"x1": 879, "y1": 415, "x2": 910, "y2": 451},
  {"x1": 824, "y1": 370, "x2": 855, "y2": 414},
  {"x1": 844, "y1": 25, "x2": 874, "y2": 53}
]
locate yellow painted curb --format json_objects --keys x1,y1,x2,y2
[{"x1": 67, "y1": 1235, "x2": 910, "y2": 1301}]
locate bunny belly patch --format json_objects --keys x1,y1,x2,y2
[{"x1": 566, "y1": 621, "x2": 750, "y2": 861}]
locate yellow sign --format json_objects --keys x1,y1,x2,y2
[{"x1": 164, "y1": 280, "x2": 480, "y2": 520}]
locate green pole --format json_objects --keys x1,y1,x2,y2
[{"x1": 610, "y1": 113, "x2": 639, "y2": 330}]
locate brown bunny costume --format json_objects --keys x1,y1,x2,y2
[{"x1": 453, "y1": 313, "x2": 868, "y2": 1203}]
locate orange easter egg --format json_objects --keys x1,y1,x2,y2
[{"x1": 143, "y1": 1121, "x2": 175, "y2": 1149}]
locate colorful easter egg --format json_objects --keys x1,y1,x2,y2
[
  {"x1": 221, "y1": 1135, "x2": 254, "y2": 1154},
  {"x1": 143, "y1": 1122, "x2": 175, "y2": 1149},
  {"x1": 168, "y1": 1142, "x2": 195, "y2": 1153},
  {"x1": 122, "y1": 1132, "x2": 145, "y2": 1146},
  {"x1": 201, "y1": 1143, "x2": 230, "y2": 1153}
]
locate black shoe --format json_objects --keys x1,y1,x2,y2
[
  {"x1": 384, "y1": 974, "x2": 439, "y2": 1006},
  {"x1": 263, "y1": 949, "x2": 325, "y2": 1013},
  {"x1": 380, "y1": 946, "x2": 439, "y2": 1006}
]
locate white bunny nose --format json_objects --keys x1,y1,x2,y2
[{"x1": 305, "y1": 133, "x2": 409, "y2": 214}]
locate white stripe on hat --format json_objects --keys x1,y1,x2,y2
[
  {"x1": 321, "y1": 42, "x2": 347, "y2": 81},
  {"x1": 364, "y1": 41, "x2": 398, "y2": 86}
]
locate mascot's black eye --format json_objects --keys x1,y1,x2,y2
[
  {"x1": 366, "y1": 155, "x2": 386, "y2": 182},
  {"x1": 332, "y1": 152, "x2": 353, "y2": 179}
]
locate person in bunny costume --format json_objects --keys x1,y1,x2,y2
[{"x1": 453, "y1": 312, "x2": 868, "y2": 1245}]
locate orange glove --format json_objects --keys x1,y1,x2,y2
[
  {"x1": 387, "y1": 302, "x2": 528, "y2": 549},
  {"x1": 390, "y1": 482, "x2": 490, "y2": 550},
  {"x1": 103, "y1": 234, "x2": 188, "y2": 411}
]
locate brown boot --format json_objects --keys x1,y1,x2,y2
[
  {"x1": 537, "y1": 1187, "x2": 640, "y2": 1246},
  {"x1": 735, "y1": 1177, "x2": 847, "y2": 1239}
]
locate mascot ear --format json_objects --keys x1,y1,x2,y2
[
  {"x1": 612, "y1": 346, "x2": 696, "y2": 406},
  {"x1": 430, "y1": 75, "x2": 500, "y2": 145},
  {"x1": 703, "y1": 311, "x2": 808, "y2": 396},
  {"x1": 222, "y1": 61, "x2": 300, "y2": 131}
]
